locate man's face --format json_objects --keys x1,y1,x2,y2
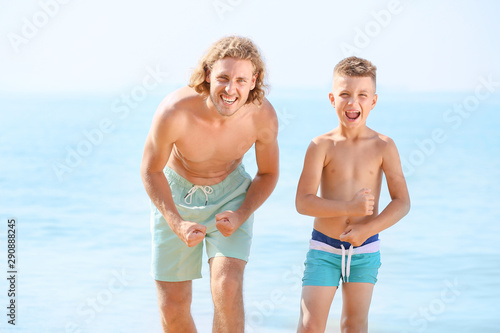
[
  {"x1": 329, "y1": 75, "x2": 377, "y2": 129},
  {"x1": 206, "y1": 57, "x2": 257, "y2": 117}
]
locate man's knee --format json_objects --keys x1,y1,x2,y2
[
  {"x1": 156, "y1": 281, "x2": 192, "y2": 318},
  {"x1": 212, "y1": 269, "x2": 243, "y2": 295},
  {"x1": 210, "y1": 258, "x2": 245, "y2": 292}
]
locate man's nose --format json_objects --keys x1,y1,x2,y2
[{"x1": 225, "y1": 81, "x2": 236, "y2": 95}]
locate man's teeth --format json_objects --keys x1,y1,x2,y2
[{"x1": 222, "y1": 96, "x2": 237, "y2": 104}]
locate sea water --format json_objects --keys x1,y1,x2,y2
[{"x1": 0, "y1": 89, "x2": 499, "y2": 332}]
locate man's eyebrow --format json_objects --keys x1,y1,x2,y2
[{"x1": 216, "y1": 73, "x2": 250, "y2": 80}]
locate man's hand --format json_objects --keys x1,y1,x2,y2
[
  {"x1": 349, "y1": 188, "x2": 375, "y2": 216},
  {"x1": 215, "y1": 210, "x2": 242, "y2": 237},
  {"x1": 339, "y1": 224, "x2": 369, "y2": 247},
  {"x1": 178, "y1": 221, "x2": 206, "y2": 247}
]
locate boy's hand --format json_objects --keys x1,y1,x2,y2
[
  {"x1": 178, "y1": 221, "x2": 206, "y2": 247},
  {"x1": 339, "y1": 224, "x2": 368, "y2": 247},
  {"x1": 349, "y1": 188, "x2": 375, "y2": 216},
  {"x1": 215, "y1": 210, "x2": 241, "y2": 237}
]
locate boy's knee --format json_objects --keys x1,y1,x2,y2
[
  {"x1": 298, "y1": 320, "x2": 324, "y2": 333},
  {"x1": 341, "y1": 316, "x2": 368, "y2": 333}
]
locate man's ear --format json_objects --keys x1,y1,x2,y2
[
  {"x1": 205, "y1": 69, "x2": 211, "y2": 83},
  {"x1": 329, "y1": 92, "x2": 335, "y2": 108},
  {"x1": 250, "y1": 73, "x2": 258, "y2": 90}
]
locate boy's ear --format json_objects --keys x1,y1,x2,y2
[
  {"x1": 371, "y1": 94, "x2": 378, "y2": 109},
  {"x1": 329, "y1": 92, "x2": 335, "y2": 108},
  {"x1": 205, "y1": 69, "x2": 211, "y2": 83}
]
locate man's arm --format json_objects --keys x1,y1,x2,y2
[
  {"x1": 340, "y1": 138, "x2": 410, "y2": 245},
  {"x1": 215, "y1": 102, "x2": 280, "y2": 236},
  {"x1": 140, "y1": 101, "x2": 206, "y2": 247},
  {"x1": 295, "y1": 139, "x2": 374, "y2": 217}
]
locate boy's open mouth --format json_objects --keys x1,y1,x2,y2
[{"x1": 345, "y1": 111, "x2": 361, "y2": 120}]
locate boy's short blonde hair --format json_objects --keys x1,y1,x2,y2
[
  {"x1": 334, "y1": 56, "x2": 377, "y2": 89},
  {"x1": 189, "y1": 36, "x2": 268, "y2": 105}
]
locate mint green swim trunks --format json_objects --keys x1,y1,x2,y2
[{"x1": 150, "y1": 164, "x2": 253, "y2": 282}]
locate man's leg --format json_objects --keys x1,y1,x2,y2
[
  {"x1": 297, "y1": 285, "x2": 337, "y2": 333},
  {"x1": 155, "y1": 280, "x2": 197, "y2": 333},
  {"x1": 340, "y1": 282, "x2": 374, "y2": 333},
  {"x1": 209, "y1": 257, "x2": 246, "y2": 333}
]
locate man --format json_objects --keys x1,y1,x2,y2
[{"x1": 140, "y1": 36, "x2": 279, "y2": 333}]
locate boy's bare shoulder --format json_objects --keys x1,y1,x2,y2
[
  {"x1": 368, "y1": 129, "x2": 400, "y2": 158},
  {"x1": 311, "y1": 129, "x2": 341, "y2": 146},
  {"x1": 372, "y1": 130, "x2": 397, "y2": 148}
]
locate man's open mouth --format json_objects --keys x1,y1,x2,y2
[
  {"x1": 345, "y1": 111, "x2": 361, "y2": 120},
  {"x1": 221, "y1": 95, "x2": 237, "y2": 105}
]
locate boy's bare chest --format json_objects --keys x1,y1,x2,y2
[{"x1": 322, "y1": 144, "x2": 383, "y2": 194}]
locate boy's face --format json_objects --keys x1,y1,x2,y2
[{"x1": 329, "y1": 75, "x2": 377, "y2": 129}]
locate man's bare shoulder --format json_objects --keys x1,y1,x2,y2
[
  {"x1": 156, "y1": 86, "x2": 205, "y2": 119},
  {"x1": 249, "y1": 97, "x2": 278, "y2": 121}
]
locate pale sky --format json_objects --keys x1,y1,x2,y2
[{"x1": 1, "y1": 0, "x2": 499, "y2": 95}]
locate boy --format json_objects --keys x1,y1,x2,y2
[{"x1": 295, "y1": 56, "x2": 410, "y2": 333}]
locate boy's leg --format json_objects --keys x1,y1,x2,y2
[
  {"x1": 297, "y1": 285, "x2": 337, "y2": 333},
  {"x1": 340, "y1": 282, "x2": 374, "y2": 333},
  {"x1": 155, "y1": 280, "x2": 197, "y2": 333},
  {"x1": 209, "y1": 256, "x2": 246, "y2": 333}
]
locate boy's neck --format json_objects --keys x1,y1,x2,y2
[{"x1": 336, "y1": 124, "x2": 370, "y2": 140}]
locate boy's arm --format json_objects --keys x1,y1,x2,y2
[
  {"x1": 215, "y1": 101, "x2": 280, "y2": 236},
  {"x1": 140, "y1": 103, "x2": 206, "y2": 247},
  {"x1": 340, "y1": 139, "x2": 410, "y2": 245},
  {"x1": 296, "y1": 140, "x2": 373, "y2": 217}
]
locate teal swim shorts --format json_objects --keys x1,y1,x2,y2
[
  {"x1": 150, "y1": 164, "x2": 253, "y2": 282},
  {"x1": 302, "y1": 229, "x2": 381, "y2": 287}
]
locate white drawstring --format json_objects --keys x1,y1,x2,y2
[
  {"x1": 184, "y1": 185, "x2": 214, "y2": 206},
  {"x1": 341, "y1": 244, "x2": 354, "y2": 283}
]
